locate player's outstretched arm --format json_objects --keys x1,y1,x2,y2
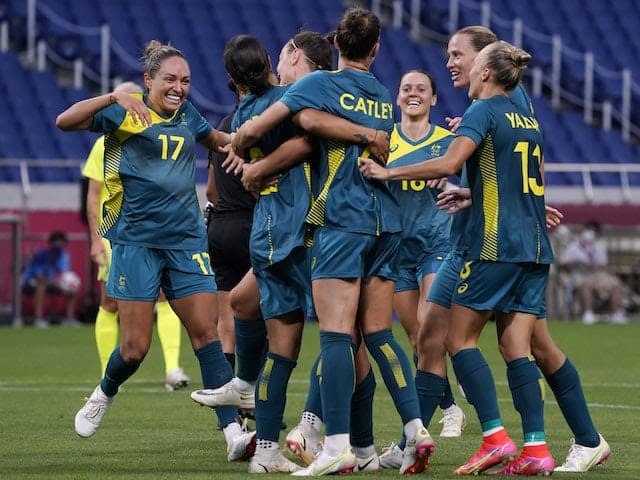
[
  {"x1": 293, "y1": 109, "x2": 389, "y2": 163},
  {"x1": 360, "y1": 135, "x2": 476, "y2": 181},
  {"x1": 56, "y1": 91, "x2": 151, "y2": 131},
  {"x1": 232, "y1": 101, "x2": 292, "y2": 153}
]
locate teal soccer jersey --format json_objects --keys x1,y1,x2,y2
[
  {"x1": 387, "y1": 123, "x2": 453, "y2": 267},
  {"x1": 279, "y1": 69, "x2": 400, "y2": 235},
  {"x1": 232, "y1": 85, "x2": 308, "y2": 272},
  {"x1": 511, "y1": 83, "x2": 534, "y2": 114},
  {"x1": 456, "y1": 94, "x2": 553, "y2": 264},
  {"x1": 91, "y1": 94, "x2": 211, "y2": 250},
  {"x1": 448, "y1": 84, "x2": 532, "y2": 255}
]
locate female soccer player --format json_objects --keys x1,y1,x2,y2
[
  {"x1": 377, "y1": 68, "x2": 467, "y2": 470},
  {"x1": 361, "y1": 40, "x2": 555, "y2": 475},
  {"x1": 191, "y1": 31, "x2": 390, "y2": 474},
  {"x1": 57, "y1": 40, "x2": 254, "y2": 462},
  {"x1": 82, "y1": 80, "x2": 190, "y2": 390},
  {"x1": 440, "y1": 26, "x2": 610, "y2": 474},
  {"x1": 232, "y1": 8, "x2": 434, "y2": 476}
]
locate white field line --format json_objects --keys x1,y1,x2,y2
[
  {"x1": 1, "y1": 379, "x2": 639, "y2": 410},
  {"x1": 2, "y1": 378, "x2": 639, "y2": 388}
]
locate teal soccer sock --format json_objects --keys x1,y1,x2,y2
[
  {"x1": 364, "y1": 329, "x2": 421, "y2": 424},
  {"x1": 507, "y1": 357, "x2": 545, "y2": 443},
  {"x1": 304, "y1": 354, "x2": 324, "y2": 419},
  {"x1": 440, "y1": 378, "x2": 455, "y2": 409},
  {"x1": 319, "y1": 331, "x2": 354, "y2": 435},
  {"x1": 256, "y1": 353, "x2": 297, "y2": 442},
  {"x1": 545, "y1": 358, "x2": 599, "y2": 447},
  {"x1": 194, "y1": 341, "x2": 237, "y2": 428},
  {"x1": 350, "y1": 367, "x2": 376, "y2": 448},
  {"x1": 452, "y1": 348, "x2": 502, "y2": 429},
  {"x1": 100, "y1": 346, "x2": 140, "y2": 396},
  {"x1": 416, "y1": 370, "x2": 447, "y2": 428},
  {"x1": 234, "y1": 318, "x2": 267, "y2": 383}
]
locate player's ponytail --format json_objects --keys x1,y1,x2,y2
[{"x1": 484, "y1": 40, "x2": 531, "y2": 91}]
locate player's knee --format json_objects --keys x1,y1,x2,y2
[
  {"x1": 119, "y1": 342, "x2": 149, "y2": 363},
  {"x1": 444, "y1": 332, "x2": 464, "y2": 356},
  {"x1": 229, "y1": 290, "x2": 255, "y2": 319}
]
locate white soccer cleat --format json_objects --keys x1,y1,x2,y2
[
  {"x1": 191, "y1": 377, "x2": 255, "y2": 410},
  {"x1": 291, "y1": 446, "x2": 356, "y2": 476},
  {"x1": 228, "y1": 430, "x2": 257, "y2": 462},
  {"x1": 439, "y1": 404, "x2": 466, "y2": 437},
  {"x1": 165, "y1": 367, "x2": 191, "y2": 392},
  {"x1": 33, "y1": 317, "x2": 50, "y2": 328},
  {"x1": 610, "y1": 311, "x2": 628, "y2": 325},
  {"x1": 354, "y1": 451, "x2": 380, "y2": 472},
  {"x1": 582, "y1": 310, "x2": 597, "y2": 325},
  {"x1": 400, "y1": 427, "x2": 435, "y2": 474},
  {"x1": 248, "y1": 448, "x2": 301, "y2": 473},
  {"x1": 378, "y1": 442, "x2": 404, "y2": 469},
  {"x1": 555, "y1": 434, "x2": 611, "y2": 472},
  {"x1": 285, "y1": 423, "x2": 323, "y2": 466},
  {"x1": 75, "y1": 385, "x2": 112, "y2": 438}
]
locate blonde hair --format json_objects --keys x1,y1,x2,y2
[
  {"x1": 482, "y1": 41, "x2": 531, "y2": 91},
  {"x1": 453, "y1": 26, "x2": 498, "y2": 52}
]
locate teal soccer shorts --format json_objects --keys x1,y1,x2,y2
[
  {"x1": 452, "y1": 260, "x2": 549, "y2": 316},
  {"x1": 107, "y1": 242, "x2": 217, "y2": 301}
]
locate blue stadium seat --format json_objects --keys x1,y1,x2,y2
[{"x1": 0, "y1": 0, "x2": 637, "y2": 189}]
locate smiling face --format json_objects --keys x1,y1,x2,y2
[
  {"x1": 446, "y1": 33, "x2": 478, "y2": 89},
  {"x1": 396, "y1": 71, "x2": 436, "y2": 119},
  {"x1": 145, "y1": 56, "x2": 190, "y2": 115}
]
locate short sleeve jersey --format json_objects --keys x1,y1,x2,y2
[
  {"x1": 81, "y1": 136, "x2": 107, "y2": 226},
  {"x1": 90, "y1": 94, "x2": 211, "y2": 250},
  {"x1": 279, "y1": 69, "x2": 400, "y2": 235},
  {"x1": 456, "y1": 94, "x2": 553, "y2": 263},
  {"x1": 232, "y1": 85, "x2": 308, "y2": 272},
  {"x1": 386, "y1": 123, "x2": 453, "y2": 266},
  {"x1": 449, "y1": 83, "x2": 536, "y2": 255}
]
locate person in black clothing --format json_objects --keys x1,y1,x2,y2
[{"x1": 205, "y1": 81, "x2": 256, "y2": 371}]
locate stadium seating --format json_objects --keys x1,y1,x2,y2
[{"x1": 0, "y1": 0, "x2": 637, "y2": 187}]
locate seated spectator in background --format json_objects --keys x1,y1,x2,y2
[
  {"x1": 21, "y1": 231, "x2": 81, "y2": 328},
  {"x1": 547, "y1": 224, "x2": 575, "y2": 320},
  {"x1": 559, "y1": 220, "x2": 627, "y2": 325}
]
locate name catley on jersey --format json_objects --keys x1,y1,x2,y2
[{"x1": 280, "y1": 68, "x2": 401, "y2": 236}]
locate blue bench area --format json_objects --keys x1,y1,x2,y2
[{"x1": 0, "y1": 0, "x2": 637, "y2": 187}]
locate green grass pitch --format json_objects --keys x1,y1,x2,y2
[{"x1": 1, "y1": 321, "x2": 638, "y2": 479}]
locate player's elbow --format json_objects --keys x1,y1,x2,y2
[
  {"x1": 55, "y1": 114, "x2": 72, "y2": 131},
  {"x1": 443, "y1": 165, "x2": 460, "y2": 176},
  {"x1": 292, "y1": 109, "x2": 319, "y2": 133},
  {"x1": 56, "y1": 113, "x2": 83, "y2": 131}
]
